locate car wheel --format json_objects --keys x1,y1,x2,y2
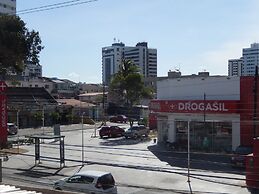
[{"x1": 100, "y1": 135, "x2": 103, "y2": 139}]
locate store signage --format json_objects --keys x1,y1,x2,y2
[
  {"x1": 175, "y1": 102, "x2": 228, "y2": 112},
  {"x1": 150, "y1": 100, "x2": 239, "y2": 114},
  {"x1": 0, "y1": 81, "x2": 7, "y2": 147}
]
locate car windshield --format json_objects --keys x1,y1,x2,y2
[
  {"x1": 101, "y1": 127, "x2": 110, "y2": 130},
  {"x1": 97, "y1": 174, "x2": 115, "y2": 190},
  {"x1": 129, "y1": 127, "x2": 139, "y2": 131},
  {"x1": 235, "y1": 146, "x2": 253, "y2": 155},
  {"x1": 8, "y1": 124, "x2": 15, "y2": 128}
]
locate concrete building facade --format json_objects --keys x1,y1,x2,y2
[
  {"x1": 228, "y1": 58, "x2": 243, "y2": 76},
  {"x1": 0, "y1": 0, "x2": 16, "y2": 14},
  {"x1": 228, "y1": 43, "x2": 259, "y2": 76},
  {"x1": 150, "y1": 76, "x2": 259, "y2": 153},
  {"x1": 22, "y1": 62, "x2": 43, "y2": 80},
  {"x1": 242, "y1": 43, "x2": 259, "y2": 76},
  {"x1": 102, "y1": 42, "x2": 157, "y2": 85}
]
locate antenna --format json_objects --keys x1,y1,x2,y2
[
  {"x1": 113, "y1": 38, "x2": 116, "y2": 43},
  {"x1": 174, "y1": 64, "x2": 181, "y2": 72}
]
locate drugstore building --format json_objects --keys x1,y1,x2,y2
[{"x1": 150, "y1": 76, "x2": 259, "y2": 152}]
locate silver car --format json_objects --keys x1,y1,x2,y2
[
  {"x1": 124, "y1": 125, "x2": 149, "y2": 139},
  {"x1": 53, "y1": 170, "x2": 117, "y2": 194}
]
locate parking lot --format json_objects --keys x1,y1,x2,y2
[{"x1": 2, "y1": 123, "x2": 252, "y2": 194}]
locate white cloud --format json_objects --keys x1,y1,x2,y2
[
  {"x1": 192, "y1": 29, "x2": 259, "y2": 75},
  {"x1": 68, "y1": 72, "x2": 80, "y2": 82}
]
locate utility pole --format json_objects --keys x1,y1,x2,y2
[
  {"x1": 17, "y1": 109, "x2": 20, "y2": 153},
  {"x1": 16, "y1": 110, "x2": 19, "y2": 130},
  {"x1": 81, "y1": 113, "x2": 84, "y2": 165},
  {"x1": 203, "y1": 93, "x2": 206, "y2": 124},
  {"x1": 253, "y1": 66, "x2": 258, "y2": 138},
  {"x1": 102, "y1": 82, "x2": 106, "y2": 125},
  {"x1": 187, "y1": 120, "x2": 191, "y2": 183},
  {"x1": 42, "y1": 106, "x2": 45, "y2": 135}
]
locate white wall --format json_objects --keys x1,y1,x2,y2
[{"x1": 157, "y1": 76, "x2": 240, "y2": 100}]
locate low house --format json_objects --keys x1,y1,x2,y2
[
  {"x1": 7, "y1": 87, "x2": 58, "y2": 128},
  {"x1": 57, "y1": 99, "x2": 100, "y2": 121}
]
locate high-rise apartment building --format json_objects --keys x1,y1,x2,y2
[
  {"x1": 102, "y1": 42, "x2": 157, "y2": 85},
  {"x1": 242, "y1": 43, "x2": 259, "y2": 76},
  {"x1": 0, "y1": 0, "x2": 16, "y2": 14},
  {"x1": 228, "y1": 43, "x2": 259, "y2": 76},
  {"x1": 228, "y1": 58, "x2": 243, "y2": 76}
]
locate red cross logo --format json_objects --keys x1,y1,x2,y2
[
  {"x1": 170, "y1": 103, "x2": 175, "y2": 110},
  {"x1": 0, "y1": 82, "x2": 7, "y2": 92}
]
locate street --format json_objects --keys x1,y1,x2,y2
[{"x1": 1, "y1": 123, "x2": 253, "y2": 194}]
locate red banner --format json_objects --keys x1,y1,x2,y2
[
  {"x1": 0, "y1": 81, "x2": 7, "y2": 147},
  {"x1": 150, "y1": 100, "x2": 240, "y2": 114}
]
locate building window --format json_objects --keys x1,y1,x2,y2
[{"x1": 175, "y1": 120, "x2": 232, "y2": 152}]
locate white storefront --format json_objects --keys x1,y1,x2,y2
[{"x1": 151, "y1": 76, "x2": 247, "y2": 152}]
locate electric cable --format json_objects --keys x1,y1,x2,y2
[{"x1": 15, "y1": 0, "x2": 98, "y2": 15}]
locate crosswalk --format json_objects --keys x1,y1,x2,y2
[{"x1": 0, "y1": 185, "x2": 41, "y2": 194}]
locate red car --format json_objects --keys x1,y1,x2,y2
[
  {"x1": 109, "y1": 115, "x2": 128, "y2": 123},
  {"x1": 99, "y1": 126, "x2": 125, "y2": 138}
]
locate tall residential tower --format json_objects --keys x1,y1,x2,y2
[
  {"x1": 0, "y1": 0, "x2": 16, "y2": 14},
  {"x1": 242, "y1": 43, "x2": 259, "y2": 76},
  {"x1": 228, "y1": 43, "x2": 259, "y2": 76},
  {"x1": 102, "y1": 42, "x2": 157, "y2": 85}
]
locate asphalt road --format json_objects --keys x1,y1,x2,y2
[{"x1": 2, "y1": 123, "x2": 254, "y2": 194}]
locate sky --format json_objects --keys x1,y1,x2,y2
[{"x1": 17, "y1": 0, "x2": 259, "y2": 83}]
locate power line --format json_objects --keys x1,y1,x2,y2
[
  {"x1": 16, "y1": 0, "x2": 98, "y2": 15},
  {"x1": 17, "y1": 0, "x2": 84, "y2": 13}
]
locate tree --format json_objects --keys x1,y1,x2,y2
[
  {"x1": 0, "y1": 15, "x2": 43, "y2": 78},
  {"x1": 110, "y1": 59, "x2": 154, "y2": 126}
]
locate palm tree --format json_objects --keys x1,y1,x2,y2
[{"x1": 110, "y1": 59, "x2": 153, "y2": 126}]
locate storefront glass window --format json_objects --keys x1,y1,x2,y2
[{"x1": 175, "y1": 120, "x2": 232, "y2": 153}]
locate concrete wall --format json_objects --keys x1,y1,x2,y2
[{"x1": 157, "y1": 76, "x2": 240, "y2": 100}]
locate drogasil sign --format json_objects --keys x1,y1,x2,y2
[
  {"x1": 174, "y1": 102, "x2": 228, "y2": 112},
  {"x1": 150, "y1": 100, "x2": 238, "y2": 114}
]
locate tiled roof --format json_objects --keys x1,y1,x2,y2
[
  {"x1": 57, "y1": 99, "x2": 95, "y2": 108},
  {"x1": 6, "y1": 87, "x2": 57, "y2": 104}
]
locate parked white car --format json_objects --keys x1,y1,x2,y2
[{"x1": 53, "y1": 170, "x2": 117, "y2": 194}]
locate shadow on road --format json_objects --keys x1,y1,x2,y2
[
  {"x1": 15, "y1": 165, "x2": 65, "y2": 178},
  {"x1": 99, "y1": 137, "x2": 151, "y2": 146},
  {"x1": 148, "y1": 144, "x2": 245, "y2": 175}
]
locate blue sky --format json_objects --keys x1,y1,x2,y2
[{"x1": 17, "y1": 0, "x2": 259, "y2": 83}]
